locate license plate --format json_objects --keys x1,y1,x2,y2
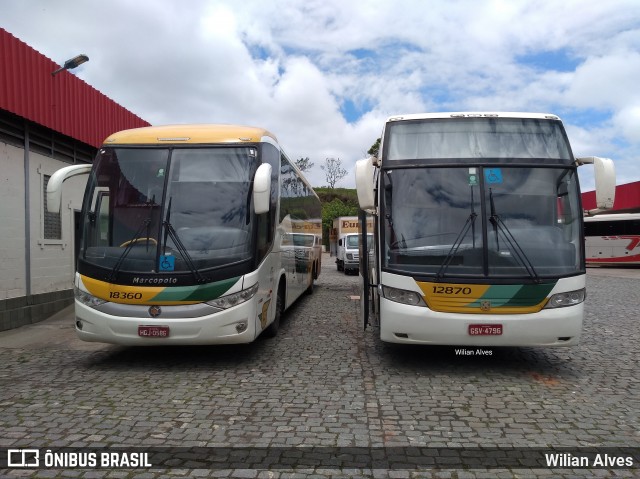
[
  {"x1": 468, "y1": 324, "x2": 502, "y2": 336},
  {"x1": 138, "y1": 325, "x2": 170, "y2": 338}
]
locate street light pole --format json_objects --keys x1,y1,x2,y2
[{"x1": 51, "y1": 54, "x2": 89, "y2": 76}]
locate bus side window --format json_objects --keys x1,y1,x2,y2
[
  {"x1": 96, "y1": 191, "x2": 110, "y2": 246},
  {"x1": 256, "y1": 143, "x2": 280, "y2": 264},
  {"x1": 88, "y1": 189, "x2": 110, "y2": 247}
]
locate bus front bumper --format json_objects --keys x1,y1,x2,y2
[
  {"x1": 379, "y1": 298, "x2": 583, "y2": 347},
  {"x1": 74, "y1": 299, "x2": 259, "y2": 345}
]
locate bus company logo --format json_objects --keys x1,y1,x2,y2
[
  {"x1": 132, "y1": 277, "x2": 178, "y2": 285},
  {"x1": 603, "y1": 235, "x2": 640, "y2": 251},
  {"x1": 148, "y1": 306, "x2": 161, "y2": 318},
  {"x1": 7, "y1": 449, "x2": 39, "y2": 467},
  {"x1": 480, "y1": 300, "x2": 491, "y2": 311}
]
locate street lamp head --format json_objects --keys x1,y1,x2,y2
[{"x1": 52, "y1": 54, "x2": 89, "y2": 76}]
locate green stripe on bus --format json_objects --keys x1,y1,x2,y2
[
  {"x1": 149, "y1": 277, "x2": 240, "y2": 303},
  {"x1": 467, "y1": 282, "x2": 556, "y2": 309},
  {"x1": 502, "y1": 282, "x2": 556, "y2": 307}
]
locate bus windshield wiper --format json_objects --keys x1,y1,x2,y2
[
  {"x1": 488, "y1": 188, "x2": 540, "y2": 282},
  {"x1": 108, "y1": 198, "x2": 155, "y2": 282},
  {"x1": 162, "y1": 197, "x2": 205, "y2": 283},
  {"x1": 384, "y1": 171, "x2": 406, "y2": 249},
  {"x1": 436, "y1": 186, "x2": 477, "y2": 280}
]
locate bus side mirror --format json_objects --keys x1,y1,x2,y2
[
  {"x1": 577, "y1": 156, "x2": 616, "y2": 215},
  {"x1": 46, "y1": 164, "x2": 92, "y2": 213},
  {"x1": 355, "y1": 157, "x2": 375, "y2": 212},
  {"x1": 253, "y1": 163, "x2": 272, "y2": 214}
]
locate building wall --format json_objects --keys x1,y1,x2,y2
[
  {"x1": 30, "y1": 152, "x2": 86, "y2": 295},
  {"x1": 0, "y1": 128, "x2": 92, "y2": 331},
  {"x1": 582, "y1": 181, "x2": 640, "y2": 213},
  {"x1": 0, "y1": 30, "x2": 150, "y2": 331},
  {"x1": 0, "y1": 141, "x2": 26, "y2": 300}
]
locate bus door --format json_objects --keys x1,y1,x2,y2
[{"x1": 358, "y1": 210, "x2": 372, "y2": 329}]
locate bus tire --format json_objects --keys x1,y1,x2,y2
[{"x1": 263, "y1": 285, "x2": 283, "y2": 338}]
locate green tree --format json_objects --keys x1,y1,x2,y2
[
  {"x1": 321, "y1": 198, "x2": 358, "y2": 248},
  {"x1": 368, "y1": 138, "x2": 381, "y2": 158}
]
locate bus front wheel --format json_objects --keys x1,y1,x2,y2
[{"x1": 263, "y1": 285, "x2": 283, "y2": 338}]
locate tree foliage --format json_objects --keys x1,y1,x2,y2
[
  {"x1": 321, "y1": 198, "x2": 359, "y2": 246},
  {"x1": 368, "y1": 138, "x2": 381, "y2": 158},
  {"x1": 315, "y1": 188, "x2": 359, "y2": 247},
  {"x1": 295, "y1": 157, "x2": 314, "y2": 172},
  {"x1": 320, "y1": 157, "x2": 347, "y2": 189}
]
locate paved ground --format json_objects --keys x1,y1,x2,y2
[{"x1": 0, "y1": 254, "x2": 638, "y2": 478}]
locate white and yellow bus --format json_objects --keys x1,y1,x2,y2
[
  {"x1": 355, "y1": 112, "x2": 616, "y2": 347},
  {"x1": 47, "y1": 124, "x2": 321, "y2": 345}
]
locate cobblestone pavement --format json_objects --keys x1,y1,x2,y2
[{"x1": 0, "y1": 254, "x2": 638, "y2": 478}]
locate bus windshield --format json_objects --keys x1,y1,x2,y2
[
  {"x1": 386, "y1": 118, "x2": 572, "y2": 161},
  {"x1": 381, "y1": 166, "x2": 583, "y2": 278},
  {"x1": 80, "y1": 147, "x2": 257, "y2": 276}
]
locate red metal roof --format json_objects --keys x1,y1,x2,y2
[
  {"x1": 582, "y1": 181, "x2": 640, "y2": 212},
  {"x1": 0, "y1": 28, "x2": 149, "y2": 148}
]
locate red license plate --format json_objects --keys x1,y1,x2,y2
[
  {"x1": 469, "y1": 324, "x2": 502, "y2": 336},
  {"x1": 138, "y1": 325, "x2": 170, "y2": 338}
]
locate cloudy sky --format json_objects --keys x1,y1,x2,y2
[{"x1": 3, "y1": 0, "x2": 640, "y2": 189}]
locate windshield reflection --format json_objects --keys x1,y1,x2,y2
[
  {"x1": 386, "y1": 118, "x2": 571, "y2": 160},
  {"x1": 381, "y1": 167, "x2": 582, "y2": 278},
  {"x1": 80, "y1": 147, "x2": 256, "y2": 277}
]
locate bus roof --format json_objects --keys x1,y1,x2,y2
[
  {"x1": 385, "y1": 112, "x2": 562, "y2": 122},
  {"x1": 102, "y1": 124, "x2": 278, "y2": 145}
]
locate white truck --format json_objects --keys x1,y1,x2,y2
[{"x1": 332, "y1": 216, "x2": 373, "y2": 274}]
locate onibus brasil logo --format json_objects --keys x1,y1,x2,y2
[{"x1": 6, "y1": 448, "x2": 152, "y2": 468}]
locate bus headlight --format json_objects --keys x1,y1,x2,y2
[
  {"x1": 544, "y1": 288, "x2": 586, "y2": 309},
  {"x1": 207, "y1": 283, "x2": 259, "y2": 309},
  {"x1": 382, "y1": 286, "x2": 426, "y2": 307},
  {"x1": 74, "y1": 286, "x2": 107, "y2": 308}
]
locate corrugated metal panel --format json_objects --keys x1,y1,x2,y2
[
  {"x1": 0, "y1": 28, "x2": 149, "y2": 148},
  {"x1": 582, "y1": 181, "x2": 640, "y2": 211}
]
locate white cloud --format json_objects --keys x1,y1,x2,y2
[
  {"x1": 2, "y1": 0, "x2": 640, "y2": 188},
  {"x1": 565, "y1": 52, "x2": 640, "y2": 110},
  {"x1": 613, "y1": 105, "x2": 640, "y2": 143}
]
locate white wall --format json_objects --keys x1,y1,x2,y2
[
  {"x1": 0, "y1": 140, "x2": 88, "y2": 299},
  {"x1": 30, "y1": 152, "x2": 87, "y2": 295},
  {"x1": 0, "y1": 142, "x2": 26, "y2": 300}
]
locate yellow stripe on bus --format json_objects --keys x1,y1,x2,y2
[
  {"x1": 80, "y1": 275, "x2": 169, "y2": 305},
  {"x1": 416, "y1": 281, "x2": 550, "y2": 314}
]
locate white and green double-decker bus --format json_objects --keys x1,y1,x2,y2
[
  {"x1": 355, "y1": 113, "x2": 615, "y2": 346},
  {"x1": 47, "y1": 124, "x2": 321, "y2": 345}
]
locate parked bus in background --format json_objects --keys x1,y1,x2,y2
[
  {"x1": 47, "y1": 124, "x2": 321, "y2": 345},
  {"x1": 355, "y1": 112, "x2": 616, "y2": 347},
  {"x1": 584, "y1": 213, "x2": 640, "y2": 265}
]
